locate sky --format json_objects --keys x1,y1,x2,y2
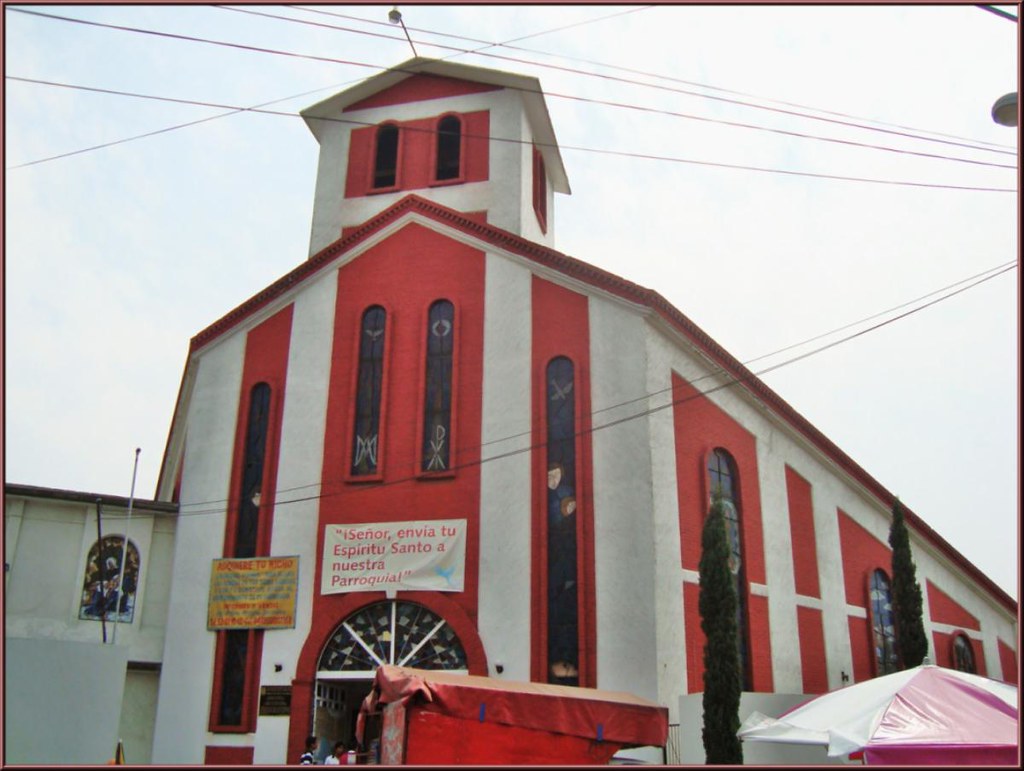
[{"x1": 3, "y1": 3, "x2": 1018, "y2": 600}]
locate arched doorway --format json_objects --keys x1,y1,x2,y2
[{"x1": 312, "y1": 599, "x2": 468, "y2": 759}]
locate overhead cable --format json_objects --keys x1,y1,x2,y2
[
  {"x1": 11, "y1": 6, "x2": 1017, "y2": 162},
  {"x1": 7, "y1": 75, "x2": 1014, "y2": 192}
]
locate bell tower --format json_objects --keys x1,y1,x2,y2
[{"x1": 301, "y1": 57, "x2": 570, "y2": 256}]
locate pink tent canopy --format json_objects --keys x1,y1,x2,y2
[{"x1": 737, "y1": 664, "x2": 1018, "y2": 765}]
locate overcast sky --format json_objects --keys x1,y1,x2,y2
[{"x1": 4, "y1": 4, "x2": 1018, "y2": 600}]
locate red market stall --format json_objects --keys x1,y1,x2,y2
[{"x1": 356, "y1": 665, "x2": 669, "y2": 765}]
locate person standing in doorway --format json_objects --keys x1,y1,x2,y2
[{"x1": 300, "y1": 735, "x2": 317, "y2": 764}]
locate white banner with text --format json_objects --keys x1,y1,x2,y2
[{"x1": 321, "y1": 519, "x2": 466, "y2": 595}]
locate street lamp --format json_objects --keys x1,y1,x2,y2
[{"x1": 991, "y1": 91, "x2": 1018, "y2": 127}]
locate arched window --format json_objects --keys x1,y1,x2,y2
[
  {"x1": 215, "y1": 381, "x2": 272, "y2": 728},
  {"x1": 870, "y1": 569, "x2": 899, "y2": 675},
  {"x1": 546, "y1": 356, "x2": 578, "y2": 685},
  {"x1": 79, "y1": 535, "x2": 140, "y2": 623},
  {"x1": 422, "y1": 300, "x2": 454, "y2": 472},
  {"x1": 236, "y1": 382, "x2": 271, "y2": 558},
  {"x1": 373, "y1": 124, "x2": 399, "y2": 189},
  {"x1": 317, "y1": 600, "x2": 467, "y2": 675},
  {"x1": 952, "y1": 633, "x2": 977, "y2": 674},
  {"x1": 352, "y1": 306, "x2": 387, "y2": 476},
  {"x1": 532, "y1": 146, "x2": 547, "y2": 232},
  {"x1": 435, "y1": 115, "x2": 462, "y2": 181},
  {"x1": 708, "y1": 448, "x2": 750, "y2": 689}
]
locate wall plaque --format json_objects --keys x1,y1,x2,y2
[{"x1": 259, "y1": 685, "x2": 292, "y2": 716}]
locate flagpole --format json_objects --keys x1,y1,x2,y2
[
  {"x1": 95, "y1": 498, "x2": 108, "y2": 644},
  {"x1": 111, "y1": 448, "x2": 140, "y2": 644}
]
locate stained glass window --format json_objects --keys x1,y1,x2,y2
[
  {"x1": 870, "y1": 569, "x2": 899, "y2": 675},
  {"x1": 952, "y1": 633, "x2": 976, "y2": 674},
  {"x1": 236, "y1": 382, "x2": 270, "y2": 558},
  {"x1": 435, "y1": 116, "x2": 461, "y2": 181},
  {"x1": 546, "y1": 356, "x2": 578, "y2": 686},
  {"x1": 708, "y1": 448, "x2": 750, "y2": 690},
  {"x1": 215, "y1": 381, "x2": 272, "y2": 728},
  {"x1": 373, "y1": 124, "x2": 399, "y2": 188},
  {"x1": 352, "y1": 306, "x2": 386, "y2": 476},
  {"x1": 422, "y1": 300, "x2": 454, "y2": 472},
  {"x1": 317, "y1": 600, "x2": 467, "y2": 674},
  {"x1": 79, "y1": 535, "x2": 140, "y2": 623}
]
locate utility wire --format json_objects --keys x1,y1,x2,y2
[
  {"x1": 10, "y1": 6, "x2": 1016, "y2": 164},
  {"x1": 976, "y1": 4, "x2": 1019, "y2": 22},
  {"x1": 293, "y1": 4, "x2": 1016, "y2": 153},
  {"x1": 162, "y1": 260, "x2": 1017, "y2": 515},
  {"x1": 216, "y1": 4, "x2": 1017, "y2": 159},
  {"x1": 7, "y1": 75, "x2": 1014, "y2": 192}
]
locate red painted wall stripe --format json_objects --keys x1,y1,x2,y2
[
  {"x1": 836, "y1": 509, "x2": 892, "y2": 682},
  {"x1": 926, "y1": 580, "x2": 981, "y2": 630},
  {"x1": 346, "y1": 110, "x2": 490, "y2": 199},
  {"x1": 344, "y1": 74, "x2": 500, "y2": 111},
  {"x1": 785, "y1": 465, "x2": 819, "y2": 598},
  {"x1": 209, "y1": 304, "x2": 294, "y2": 733},
  {"x1": 998, "y1": 639, "x2": 1018, "y2": 683},
  {"x1": 671, "y1": 371, "x2": 771, "y2": 692},
  {"x1": 530, "y1": 276, "x2": 596, "y2": 687},
  {"x1": 797, "y1": 606, "x2": 828, "y2": 694},
  {"x1": 931, "y1": 630, "x2": 988, "y2": 676}
]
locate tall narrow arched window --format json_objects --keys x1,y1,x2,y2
[
  {"x1": 236, "y1": 382, "x2": 271, "y2": 558},
  {"x1": 546, "y1": 356, "x2": 578, "y2": 686},
  {"x1": 435, "y1": 116, "x2": 462, "y2": 181},
  {"x1": 79, "y1": 535, "x2": 140, "y2": 623},
  {"x1": 870, "y1": 569, "x2": 899, "y2": 675},
  {"x1": 422, "y1": 300, "x2": 454, "y2": 472},
  {"x1": 352, "y1": 306, "x2": 386, "y2": 476},
  {"x1": 708, "y1": 448, "x2": 751, "y2": 690},
  {"x1": 952, "y1": 633, "x2": 977, "y2": 673},
  {"x1": 373, "y1": 124, "x2": 399, "y2": 188},
  {"x1": 215, "y1": 381, "x2": 272, "y2": 728}
]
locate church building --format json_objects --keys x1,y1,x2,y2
[{"x1": 5, "y1": 57, "x2": 1016, "y2": 765}]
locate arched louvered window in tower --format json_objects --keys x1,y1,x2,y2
[
  {"x1": 546, "y1": 356, "x2": 579, "y2": 686},
  {"x1": 373, "y1": 124, "x2": 399, "y2": 189},
  {"x1": 422, "y1": 300, "x2": 454, "y2": 472},
  {"x1": 435, "y1": 115, "x2": 462, "y2": 181},
  {"x1": 352, "y1": 306, "x2": 386, "y2": 476},
  {"x1": 708, "y1": 447, "x2": 751, "y2": 690},
  {"x1": 870, "y1": 568, "x2": 899, "y2": 676}
]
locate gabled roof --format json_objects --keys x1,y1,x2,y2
[
  {"x1": 300, "y1": 57, "x2": 569, "y2": 194},
  {"x1": 170, "y1": 194, "x2": 1016, "y2": 615}
]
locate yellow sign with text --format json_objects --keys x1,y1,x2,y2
[{"x1": 208, "y1": 556, "x2": 299, "y2": 630}]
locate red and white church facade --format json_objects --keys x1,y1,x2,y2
[{"x1": 143, "y1": 58, "x2": 1017, "y2": 764}]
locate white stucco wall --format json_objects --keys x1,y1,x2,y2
[
  {"x1": 4, "y1": 637, "x2": 130, "y2": 765},
  {"x1": 477, "y1": 251, "x2": 533, "y2": 681},
  {"x1": 588, "y1": 295, "x2": 659, "y2": 700},
  {"x1": 151, "y1": 333, "x2": 244, "y2": 763}
]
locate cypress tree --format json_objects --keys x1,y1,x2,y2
[
  {"x1": 889, "y1": 499, "x2": 928, "y2": 668},
  {"x1": 699, "y1": 495, "x2": 743, "y2": 764}
]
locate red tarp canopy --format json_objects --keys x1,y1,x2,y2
[{"x1": 362, "y1": 665, "x2": 668, "y2": 749}]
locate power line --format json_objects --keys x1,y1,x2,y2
[
  {"x1": 7, "y1": 75, "x2": 1015, "y2": 193},
  {"x1": 10, "y1": 5, "x2": 1016, "y2": 166},
  {"x1": 292, "y1": 4, "x2": 1016, "y2": 153},
  {"x1": 216, "y1": 4, "x2": 1017, "y2": 159},
  {"x1": 976, "y1": 4, "x2": 1019, "y2": 22},
  {"x1": 160, "y1": 260, "x2": 1017, "y2": 516}
]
